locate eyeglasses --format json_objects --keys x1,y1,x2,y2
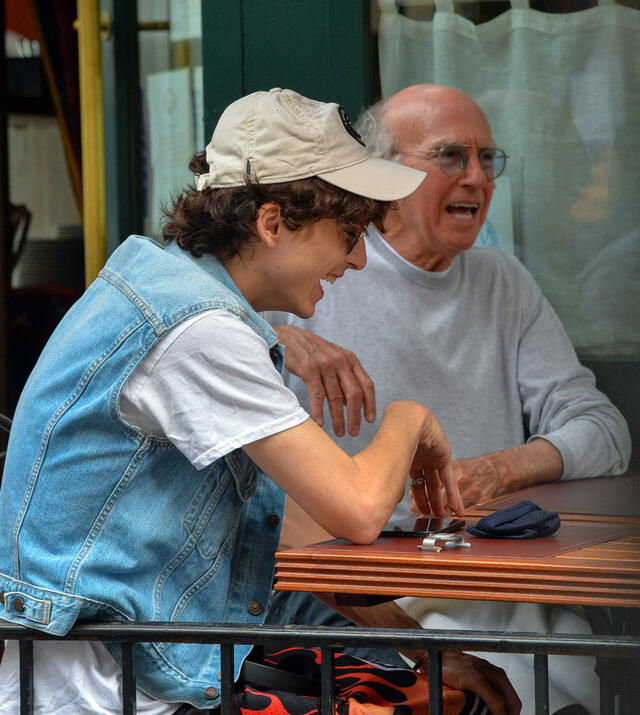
[
  {"x1": 401, "y1": 143, "x2": 508, "y2": 180},
  {"x1": 342, "y1": 222, "x2": 367, "y2": 254}
]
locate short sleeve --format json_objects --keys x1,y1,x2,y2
[{"x1": 121, "y1": 310, "x2": 309, "y2": 468}]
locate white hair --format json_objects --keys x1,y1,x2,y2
[{"x1": 355, "y1": 99, "x2": 400, "y2": 162}]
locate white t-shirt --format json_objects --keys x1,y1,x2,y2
[{"x1": 0, "y1": 310, "x2": 308, "y2": 714}]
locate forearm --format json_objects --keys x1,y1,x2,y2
[
  {"x1": 486, "y1": 438, "x2": 563, "y2": 492},
  {"x1": 246, "y1": 401, "x2": 457, "y2": 544},
  {"x1": 354, "y1": 401, "x2": 463, "y2": 519},
  {"x1": 275, "y1": 324, "x2": 308, "y2": 375},
  {"x1": 353, "y1": 401, "x2": 425, "y2": 485},
  {"x1": 347, "y1": 402, "x2": 434, "y2": 528},
  {"x1": 453, "y1": 438, "x2": 564, "y2": 506}
]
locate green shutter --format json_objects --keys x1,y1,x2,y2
[{"x1": 202, "y1": 0, "x2": 372, "y2": 139}]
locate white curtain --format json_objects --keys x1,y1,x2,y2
[{"x1": 378, "y1": 0, "x2": 640, "y2": 358}]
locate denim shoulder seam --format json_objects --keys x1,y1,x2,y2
[{"x1": 100, "y1": 269, "x2": 164, "y2": 334}]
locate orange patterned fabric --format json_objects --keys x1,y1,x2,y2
[{"x1": 230, "y1": 647, "x2": 485, "y2": 715}]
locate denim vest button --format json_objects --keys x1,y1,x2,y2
[
  {"x1": 266, "y1": 513, "x2": 280, "y2": 528},
  {"x1": 204, "y1": 686, "x2": 219, "y2": 699},
  {"x1": 247, "y1": 599, "x2": 263, "y2": 616},
  {"x1": 14, "y1": 596, "x2": 26, "y2": 613},
  {"x1": 269, "y1": 349, "x2": 279, "y2": 366}
]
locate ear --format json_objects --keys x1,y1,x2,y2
[{"x1": 255, "y1": 203, "x2": 283, "y2": 248}]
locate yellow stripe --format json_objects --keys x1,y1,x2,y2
[{"x1": 77, "y1": 0, "x2": 106, "y2": 285}]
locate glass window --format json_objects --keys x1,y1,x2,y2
[{"x1": 138, "y1": 0, "x2": 202, "y2": 237}]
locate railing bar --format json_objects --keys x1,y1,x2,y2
[
  {"x1": 220, "y1": 643, "x2": 234, "y2": 713},
  {"x1": 428, "y1": 648, "x2": 443, "y2": 715},
  {"x1": 121, "y1": 641, "x2": 136, "y2": 715},
  {"x1": 3, "y1": 623, "x2": 640, "y2": 712},
  {"x1": 599, "y1": 661, "x2": 612, "y2": 715},
  {"x1": 1, "y1": 623, "x2": 637, "y2": 658},
  {"x1": 533, "y1": 653, "x2": 549, "y2": 714},
  {"x1": 18, "y1": 639, "x2": 34, "y2": 715},
  {"x1": 320, "y1": 646, "x2": 336, "y2": 715}
]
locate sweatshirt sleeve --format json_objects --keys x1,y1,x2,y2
[{"x1": 512, "y1": 258, "x2": 631, "y2": 479}]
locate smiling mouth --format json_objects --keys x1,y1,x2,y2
[
  {"x1": 321, "y1": 274, "x2": 340, "y2": 285},
  {"x1": 446, "y1": 202, "x2": 480, "y2": 219}
]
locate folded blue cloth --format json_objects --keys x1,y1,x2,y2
[{"x1": 467, "y1": 500, "x2": 560, "y2": 539}]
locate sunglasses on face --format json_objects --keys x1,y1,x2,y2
[
  {"x1": 401, "y1": 143, "x2": 508, "y2": 180},
  {"x1": 342, "y1": 223, "x2": 367, "y2": 254}
]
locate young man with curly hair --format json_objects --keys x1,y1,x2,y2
[{"x1": 0, "y1": 88, "x2": 519, "y2": 714}]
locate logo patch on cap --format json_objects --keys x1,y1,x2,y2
[{"x1": 338, "y1": 106, "x2": 365, "y2": 147}]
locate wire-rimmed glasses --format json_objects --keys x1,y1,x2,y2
[{"x1": 401, "y1": 143, "x2": 508, "y2": 180}]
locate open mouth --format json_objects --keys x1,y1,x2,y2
[
  {"x1": 321, "y1": 274, "x2": 339, "y2": 285},
  {"x1": 446, "y1": 202, "x2": 479, "y2": 220}
]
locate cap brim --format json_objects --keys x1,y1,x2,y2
[{"x1": 317, "y1": 157, "x2": 425, "y2": 201}]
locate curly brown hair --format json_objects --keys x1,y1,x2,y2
[{"x1": 161, "y1": 152, "x2": 389, "y2": 260}]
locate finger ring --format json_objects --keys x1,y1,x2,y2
[{"x1": 408, "y1": 476, "x2": 425, "y2": 486}]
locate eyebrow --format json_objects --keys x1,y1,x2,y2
[{"x1": 429, "y1": 141, "x2": 497, "y2": 149}]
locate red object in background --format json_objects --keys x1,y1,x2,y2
[{"x1": 6, "y1": 0, "x2": 37, "y2": 40}]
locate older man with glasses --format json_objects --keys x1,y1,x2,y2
[{"x1": 264, "y1": 84, "x2": 630, "y2": 715}]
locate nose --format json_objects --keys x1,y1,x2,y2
[
  {"x1": 459, "y1": 150, "x2": 488, "y2": 187},
  {"x1": 347, "y1": 235, "x2": 367, "y2": 271}
]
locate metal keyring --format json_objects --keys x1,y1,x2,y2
[{"x1": 418, "y1": 533, "x2": 472, "y2": 552}]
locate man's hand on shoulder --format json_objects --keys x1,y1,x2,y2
[
  {"x1": 453, "y1": 439, "x2": 564, "y2": 507},
  {"x1": 275, "y1": 325, "x2": 376, "y2": 437}
]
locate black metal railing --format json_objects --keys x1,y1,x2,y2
[{"x1": 1, "y1": 620, "x2": 639, "y2": 715}]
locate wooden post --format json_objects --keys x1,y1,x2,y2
[{"x1": 76, "y1": 0, "x2": 106, "y2": 285}]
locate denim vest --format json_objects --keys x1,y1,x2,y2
[{"x1": 0, "y1": 236, "x2": 286, "y2": 708}]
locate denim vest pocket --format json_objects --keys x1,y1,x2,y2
[{"x1": 182, "y1": 450, "x2": 257, "y2": 560}]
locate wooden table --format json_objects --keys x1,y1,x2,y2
[
  {"x1": 275, "y1": 524, "x2": 640, "y2": 608},
  {"x1": 275, "y1": 475, "x2": 640, "y2": 608},
  {"x1": 275, "y1": 475, "x2": 640, "y2": 712}
]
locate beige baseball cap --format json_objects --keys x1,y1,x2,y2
[{"x1": 196, "y1": 88, "x2": 425, "y2": 201}]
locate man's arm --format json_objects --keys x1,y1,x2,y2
[
  {"x1": 512, "y1": 261, "x2": 631, "y2": 481},
  {"x1": 451, "y1": 439, "x2": 563, "y2": 507},
  {"x1": 244, "y1": 401, "x2": 464, "y2": 544},
  {"x1": 448, "y1": 261, "x2": 630, "y2": 504}
]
